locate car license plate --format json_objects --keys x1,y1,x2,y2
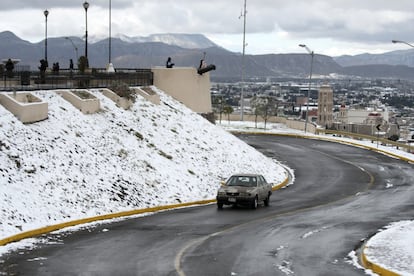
[{"x1": 228, "y1": 197, "x2": 236, "y2": 203}]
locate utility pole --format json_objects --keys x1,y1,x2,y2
[{"x1": 240, "y1": 0, "x2": 247, "y2": 121}]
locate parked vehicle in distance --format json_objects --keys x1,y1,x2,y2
[{"x1": 216, "y1": 174, "x2": 272, "y2": 209}]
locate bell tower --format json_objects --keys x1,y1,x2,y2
[{"x1": 318, "y1": 84, "x2": 333, "y2": 128}]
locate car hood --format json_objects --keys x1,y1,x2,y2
[{"x1": 219, "y1": 186, "x2": 256, "y2": 193}]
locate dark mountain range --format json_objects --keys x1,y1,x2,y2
[
  {"x1": 341, "y1": 64, "x2": 414, "y2": 79},
  {"x1": 1, "y1": 31, "x2": 414, "y2": 81},
  {"x1": 253, "y1": 53, "x2": 343, "y2": 77},
  {"x1": 334, "y1": 49, "x2": 414, "y2": 68}
]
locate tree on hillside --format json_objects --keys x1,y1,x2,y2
[
  {"x1": 212, "y1": 95, "x2": 224, "y2": 124},
  {"x1": 223, "y1": 105, "x2": 234, "y2": 122},
  {"x1": 251, "y1": 96, "x2": 261, "y2": 128},
  {"x1": 251, "y1": 96, "x2": 277, "y2": 129}
]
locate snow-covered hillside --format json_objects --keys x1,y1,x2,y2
[{"x1": 0, "y1": 88, "x2": 286, "y2": 240}]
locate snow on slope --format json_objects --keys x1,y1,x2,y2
[
  {"x1": 0, "y1": 88, "x2": 286, "y2": 240},
  {"x1": 114, "y1": 33, "x2": 217, "y2": 49}
]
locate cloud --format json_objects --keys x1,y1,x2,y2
[
  {"x1": 1, "y1": 0, "x2": 414, "y2": 55},
  {"x1": 269, "y1": 1, "x2": 414, "y2": 43},
  {"x1": 0, "y1": 0, "x2": 133, "y2": 10}
]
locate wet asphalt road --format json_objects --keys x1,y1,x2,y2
[{"x1": 1, "y1": 135, "x2": 413, "y2": 276}]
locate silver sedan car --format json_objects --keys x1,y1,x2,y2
[{"x1": 216, "y1": 174, "x2": 272, "y2": 209}]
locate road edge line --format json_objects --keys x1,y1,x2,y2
[
  {"x1": 0, "y1": 173, "x2": 289, "y2": 247},
  {"x1": 0, "y1": 199, "x2": 214, "y2": 246},
  {"x1": 230, "y1": 131, "x2": 413, "y2": 163}
]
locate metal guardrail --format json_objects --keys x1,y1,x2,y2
[
  {"x1": 316, "y1": 129, "x2": 413, "y2": 153},
  {"x1": 0, "y1": 68, "x2": 153, "y2": 91}
]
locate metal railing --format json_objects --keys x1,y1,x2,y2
[{"x1": 0, "y1": 68, "x2": 153, "y2": 91}]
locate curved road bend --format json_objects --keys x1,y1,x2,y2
[{"x1": 1, "y1": 135, "x2": 413, "y2": 275}]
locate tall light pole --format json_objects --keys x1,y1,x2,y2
[
  {"x1": 299, "y1": 44, "x2": 314, "y2": 133},
  {"x1": 106, "y1": 0, "x2": 115, "y2": 72},
  {"x1": 83, "y1": 1, "x2": 89, "y2": 59},
  {"x1": 65, "y1": 37, "x2": 79, "y2": 61},
  {"x1": 392, "y1": 39, "x2": 413, "y2": 98},
  {"x1": 392, "y1": 39, "x2": 414, "y2": 48},
  {"x1": 393, "y1": 39, "x2": 414, "y2": 152},
  {"x1": 240, "y1": 0, "x2": 247, "y2": 121},
  {"x1": 44, "y1": 9, "x2": 49, "y2": 64},
  {"x1": 109, "y1": 0, "x2": 112, "y2": 64}
]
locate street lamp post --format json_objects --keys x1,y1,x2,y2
[
  {"x1": 109, "y1": 0, "x2": 112, "y2": 64},
  {"x1": 392, "y1": 39, "x2": 413, "y2": 98},
  {"x1": 44, "y1": 10, "x2": 49, "y2": 64},
  {"x1": 106, "y1": 0, "x2": 115, "y2": 72},
  {"x1": 65, "y1": 37, "x2": 79, "y2": 61},
  {"x1": 392, "y1": 39, "x2": 414, "y2": 48},
  {"x1": 392, "y1": 40, "x2": 414, "y2": 153},
  {"x1": 83, "y1": 1, "x2": 89, "y2": 59},
  {"x1": 299, "y1": 44, "x2": 314, "y2": 133}
]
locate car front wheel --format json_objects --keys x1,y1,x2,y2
[
  {"x1": 251, "y1": 196, "x2": 258, "y2": 209},
  {"x1": 217, "y1": 202, "x2": 223, "y2": 209}
]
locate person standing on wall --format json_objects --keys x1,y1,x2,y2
[
  {"x1": 199, "y1": 52, "x2": 207, "y2": 69},
  {"x1": 166, "y1": 57, "x2": 174, "y2": 68},
  {"x1": 5, "y1": 58, "x2": 14, "y2": 78}
]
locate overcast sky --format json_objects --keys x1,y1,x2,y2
[{"x1": 2, "y1": 0, "x2": 414, "y2": 56}]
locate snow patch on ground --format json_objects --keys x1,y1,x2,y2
[
  {"x1": 301, "y1": 226, "x2": 329, "y2": 239},
  {"x1": 364, "y1": 220, "x2": 414, "y2": 275}
]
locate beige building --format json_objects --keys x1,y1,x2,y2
[
  {"x1": 317, "y1": 84, "x2": 333, "y2": 128},
  {"x1": 333, "y1": 107, "x2": 399, "y2": 137},
  {"x1": 347, "y1": 109, "x2": 389, "y2": 124},
  {"x1": 337, "y1": 104, "x2": 348, "y2": 124}
]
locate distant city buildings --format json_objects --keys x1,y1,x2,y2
[{"x1": 211, "y1": 78, "x2": 414, "y2": 142}]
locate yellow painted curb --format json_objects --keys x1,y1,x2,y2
[
  {"x1": 272, "y1": 174, "x2": 289, "y2": 191},
  {"x1": 361, "y1": 245, "x2": 400, "y2": 276},
  {"x1": 231, "y1": 131, "x2": 414, "y2": 163},
  {"x1": 313, "y1": 136, "x2": 413, "y2": 163},
  {"x1": 0, "y1": 199, "x2": 215, "y2": 246},
  {"x1": 0, "y1": 174, "x2": 289, "y2": 247}
]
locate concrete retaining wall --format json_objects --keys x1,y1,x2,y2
[
  {"x1": 152, "y1": 67, "x2": 212, "y2": 113},
  {"x1": 0, "y1": 92, "x2": 48, "y2": 123},
  {"x1": 58, "y1": 90, "x2": 100, "y2": 114},
  {"x1": 132, "y1": 87, "x2": 160, "y2": 105},
  {"x1": 100, "y1": 88, "x2": 133, "y2": 110}
]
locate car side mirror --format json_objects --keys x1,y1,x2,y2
[{"x1": 220, "y1": 181, "x2": 226, "y2": 186}]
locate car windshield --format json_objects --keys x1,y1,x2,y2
[{"x1": 227, "y1": 176, "x2": 257, "y2": 187}]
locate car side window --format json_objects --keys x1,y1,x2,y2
[
  {"x1": 256, "y1": 177, "x2": 261, "y2": 186},
  {"x1": 260, "y1": 176, "x2": 265, "y2": 185},
  {"x1": 246, "y1": 177, "x2": 252, "y2": 187}
]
